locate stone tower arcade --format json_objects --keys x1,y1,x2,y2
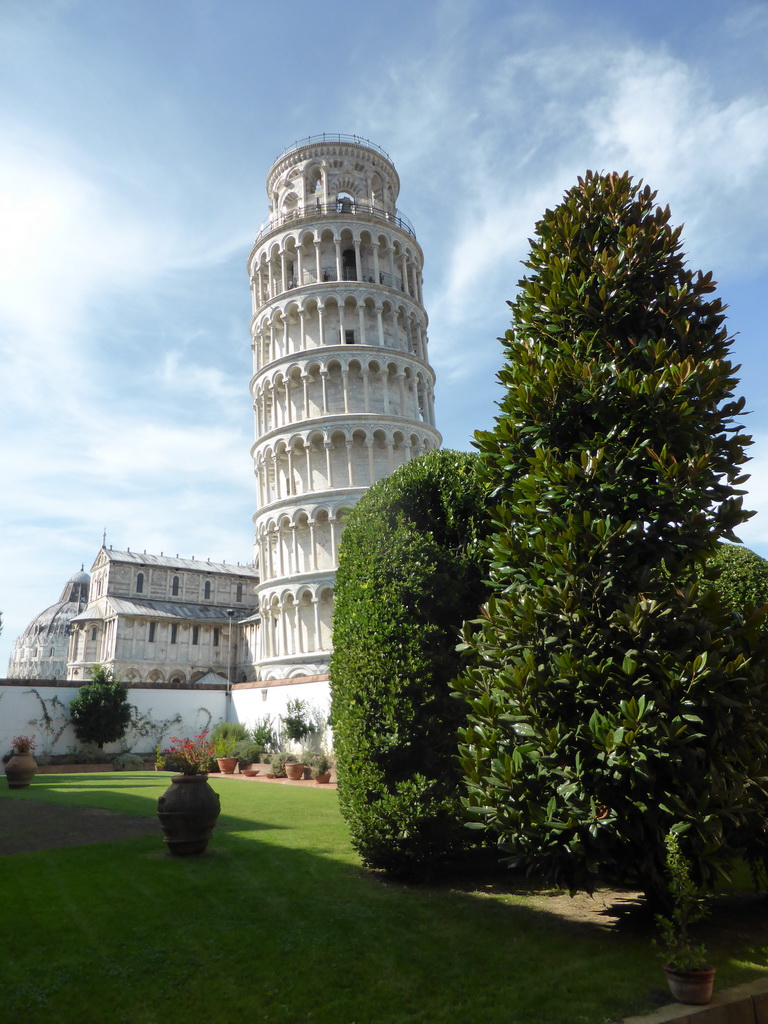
[{"x1": 248, "y1": 134, "x2": 442, "y2": 681}]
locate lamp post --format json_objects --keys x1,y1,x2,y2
[{"x1": 226, "y1": 608, "x2": 235, "y2": 694}]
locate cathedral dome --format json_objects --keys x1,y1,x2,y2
[
  {"x1": 66, "y1": 569, "x2": 91, "y2": 587},
  {"x1": 7, "y1": 567, "x2": 91, "y2": 679},
  {"x1": 21, "y1": 568, "x2": 91, "y2": 639}
]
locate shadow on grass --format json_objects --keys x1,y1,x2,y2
[
  {"x1": 1, "y1": 779, "x2": 766, "y2": 1024},
  {"x1": 0, "y1": 834, "x2": 659, "y2": 1023},
  {"x1": 1, "y1": 772, "x2": 288, "y2": 844}
]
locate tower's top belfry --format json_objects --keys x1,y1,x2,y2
[
  {"x1": 247, "y1": 134, "x2": 441, "y2": 682},
  {"x1": 260, "y1": 134, "x2": 407, "y2": 245}
]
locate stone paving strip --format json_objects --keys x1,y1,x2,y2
[{"x1": 619, "y1": 978, "x2": 768, "y2": 1024}]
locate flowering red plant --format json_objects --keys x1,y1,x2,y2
[
  {"x1": 11, "y1": 735, "x2": 36, "y2": 755},
  {"x1": 166, "y1": 732, "x2": 216, "y2": 775}
]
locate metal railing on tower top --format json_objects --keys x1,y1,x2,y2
[
  {"x1": 254, "y1": 199, "x2": 415, "y2": 245},
  {"x1": 274, "y1": 134, "x2": 391, "y2": 164}
]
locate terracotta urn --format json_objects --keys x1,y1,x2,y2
[
  {"x1": 156, "y1": 774, "x2": 221, "y2": 856},
  {"x1": 284, "y1": 762, "x2": 305, "y2": 780},
  {"x1": 4, "y1": 751, "x2": 38, "y2": 789},
  {"x1": 663, "y1": 965, "x2": 716, "y2": 1005},
  {"x1": 216, "y1": 757, "x2": 238, "y2": 774}
]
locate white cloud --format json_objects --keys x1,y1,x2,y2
[
  {"x1": 354, "y1": 27, "x2": 768, "y2": 408},
  {"x1": 159, "y1": 352, "x2": 244, "y2": 403},
  {"x1": 0, "y1": 130, "x2": 159, "y2": 344},
  {"x1": 0, "y1": 121, "x2": 252, "y2": 415},
  {"x1": 583, "y1": 51, "x2": 768, "y2": 272},
  {"x1": 83, "y1": 422, "x2": 248, "y2": 485},
  {"x1": 4, "y1": 0, "x2": 768, "y2": 672}
]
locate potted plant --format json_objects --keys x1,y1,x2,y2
[
  {"x1": 251, "y1": 715, "x2": 277, "y2": 754},
  {"x1": 284, "y1": 756, "x2": 306, "y2": 780},
  {"x1": 156, "y1": 732, "x2": 221, "y2": 856},
  {"x1": 214, "y1": 736, "x2": 239, "y2": 774},
  {"x1": 4, "y1": 735, "x2": 38, "y2": 789},
  {"x1": 234, "y1": 739, "x2": 262, "y2": 773},
  {"x1": 311, "y1": 752, "x2": 333, "y2": 784},
  {"x1": 655, "y1": 830, "x2": 715, "y2": 1005},
  {"x1": 281, "y1": 699, "x2": 313, "y2": 745},
  {"x1": 270, "y1": 752, "x2": 300, "y2": 778}
]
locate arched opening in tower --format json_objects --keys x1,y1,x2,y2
[
  {"x1": 337, "y1": 190, "x2": 355, "y2": 214},
  {"x1": 342, "y1": 248, "x2": 357, "y2": 282}
]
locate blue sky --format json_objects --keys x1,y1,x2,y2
[{"x1": 2, "y1": 0, "x2": 768, "y2": 668}]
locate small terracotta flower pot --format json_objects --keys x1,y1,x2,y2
[{"x1": 663, "y1": 965, "x2": 716, "y2": 1005}]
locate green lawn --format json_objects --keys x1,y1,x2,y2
[{"x1": 1, "y1": 774, "x2": 765, "y2": 1024}]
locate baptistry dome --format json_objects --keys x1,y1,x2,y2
[{"x1": 6, "y1": 568, "x2": 91, "y2": 679}]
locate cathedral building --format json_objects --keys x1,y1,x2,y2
[
  {"x1": 7, "y1": 135, "x2": 440, "y2": 701},
  {"x1": 8, "y1": 550, "x2": 259, "y2": 687},
  {"x1": 66, "y1": 548, "x2": 260, "y2": 685}
]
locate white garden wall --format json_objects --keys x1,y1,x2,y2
[
  {"x1": 0, "y1": 679, "x2": 227, "y2": 758},
  {"x1": 231, "y1": 677, "x2": 332, "y2": 753},
  {"x1": 0, "y1": 676, "x2": 332, "y2": 758}
]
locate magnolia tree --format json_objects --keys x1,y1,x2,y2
[{"x1": 454, "y1": 171, "x2": 768, "y2": 900}]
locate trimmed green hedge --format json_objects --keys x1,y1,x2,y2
[
  {"x1": 709, "y1": 543, "x2": 768, "y2": 634},
  {"x1": 330, "y1": 449, "x2": 490, "y2": 879}
]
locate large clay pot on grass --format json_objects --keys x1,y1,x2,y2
[
  {"x1": 157, "y1": 774, "x2": 221, "y2": 856},
  {"x1": 4, "y1": 752, "x2": 38, "y2": 789},
  {"x1": 216, "y1": 757, "x2": 238, "y2": 774},
  {"x1": 285, "y1": 762, "x2": 305, "y2": 780}
]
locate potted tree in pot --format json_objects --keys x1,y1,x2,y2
[
  {"x1": 251, "y1": 716, "x2": 277, "y2": 757},
  {"x1": 4, "y1": 735, "x2": 38, "y2": 789},
  {"x1": 157, "y1": 732, "x2": 221, "y2": 856},
  {"x1": 214, "y1": 737, "x2": 239, "y2": 774},
  {"x1": 655, "y1": 830, "x2": 715, "y2": 1005},
  {"x1": 311, "y1": 753, "x2": 333, "y2": 784},
  {"x1": 279, "y1": 699, "x2": 313, "y2": 778},
  {"x1": 211, "y1": 722, "x2": 248, "y2": 774}
]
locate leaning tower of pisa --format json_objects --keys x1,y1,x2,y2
[{"x1": 247, "y1": 134, "x2": 442, "y2": 681}]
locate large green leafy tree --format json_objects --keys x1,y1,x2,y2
[
  {"x1": 454, "y1": 171, "x2": 768, "y2": 899},
  {"x1": 69, "y1": 664, "x2": 132, "y2": 749},
  {"x1": 330, "y1": 449, "x2": 491, "y2": 879}
]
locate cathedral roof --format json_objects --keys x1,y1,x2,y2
[
  {"x1": 71, "y1": 597, "x2": 256, "y2": 623},
  {"x1": 93, "y1": 548, "x2": 259, "y2": 578}
]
